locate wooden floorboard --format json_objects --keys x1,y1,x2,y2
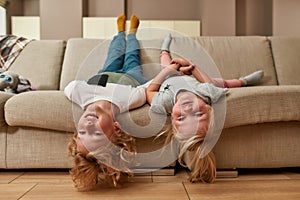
[
  {"x1": 0, "y1": 168, "x2": 299, "y2": 199},
  {"x1": 184, "y1": 179, "x2": 300, "y2": 200}
]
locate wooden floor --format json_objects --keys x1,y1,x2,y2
[{"x1": 0, "y1": 167, "x2": 299, "y2": 200}]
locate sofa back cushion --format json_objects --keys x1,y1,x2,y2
[
  {"x1": 9, "y1": 40, "x2": 65, "y2": 90},
  {"x1": 60, "y1": 38, "x2": 163, "y2": 90},
  {"x1": 60, "y1": 38, "x2": 101, "y2": 90},
  {"x1": 60, "y1": 36, "x2": 278, "y2": 90},
  {"x1": 269, "y1": 37, "x2": 300, "y2": 85},
  {"x1": 194, "y1": 36, "x2": 278, "y2": 86}
]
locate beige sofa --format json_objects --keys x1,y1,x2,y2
[{"x1": 1, "y1": 36, "x2": 299, "y2": 170}]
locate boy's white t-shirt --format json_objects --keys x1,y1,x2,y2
[{"x1": 64, "y1": 80, "x2": 150, "y2": 113}]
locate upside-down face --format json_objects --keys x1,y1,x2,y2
[{"x1": 172, "y1": 91, "x2": 211, "y2": 139}]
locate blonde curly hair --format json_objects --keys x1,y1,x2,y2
[{"x1": 68, "y1": 130, "x2": 137, "y2": 191}]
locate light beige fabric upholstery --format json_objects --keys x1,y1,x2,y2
[
  {"x1": 0, "y1": 92, "x2": 14, "y2": 168},
  {"x1": 0, "y1": 127, "x2": 6, "y2": 168},
  {"x1": 195, "y1": 36, "x2": 277, "y2": 86},
  {"x1": 59, "y1": 38, "x2": 163, "y2": 90},
  {"x1": 5, "y1": 91, "x2": 75, "y2": 132},
  {"x1": 9, "y1": 40, "x2": 66, "y2": 90},
  {"x1": 116, "y1": 104, "x2": 170, "y2": 140},
  {"x1": 6, "y1": 127, "x2": 72, "y2": 168},
  {"x1": 59, "y1": 38, "x2": 102, "y2": 90},
  {"x1": 0, "y1": 92, "x2": 14, "y2": 127},
  {"x1": 269, "y1": 37, "x2": 300, "y2": 85},
  {"x1": 6, "y1": 85, "x2": 300, "y2": 135},
  {"x1": 213, "y1": 122, "x2": 300, "y2": 168},
  {"x1": 224, "y1": 85, "x2": 300, "y2": 128},
  {"x1": 2, "y1": 37, "x2": 300, "y2": 170}
]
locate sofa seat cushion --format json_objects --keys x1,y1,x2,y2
[
  {"x1": 5, "y1": 85, "x2": 300, "y2": 136},
  {"x1": 5, "y1": 91, "x2": 75, "y2": 132},
  {"x1": 4, "y1": 92, "x2": 162, "y2": 137},
  {"x1": 119, "y1": 85, "x2": 300, "y2": 132},
  {"x1": 225, "y1": 85, "x2": 300, "y2": 128}
]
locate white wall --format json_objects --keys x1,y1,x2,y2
[
  {"x1": 11, "y1": 16, "x2": 40, "y2": 39},
  {"x1": 0, "y1": 6, "x2": 6, "y2": 35}
]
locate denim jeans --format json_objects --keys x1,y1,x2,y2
[{"x1": 98, "y1": 32, "x2": 147, "y2": 84}]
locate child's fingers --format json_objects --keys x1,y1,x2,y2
[
  {"x1": 170, "y1": 58, "x2": 190, "y2": 66},
  {"x1": 181, "y1": 65, "x2": 194, "y2": 71},
  {"x1": 171, "y1": 58, "x2": 194, "y2": 66},
  {"x1": 178, "y1": 65, "x2": 194, "y2": 75}
]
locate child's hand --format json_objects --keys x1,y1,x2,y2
[
  {"x1": 179, "y1": 65, "x2": 195, "y2": 76},
  {"x1": 165, "y1": 63, "x2": 181, "y2": 74},
  {"x1": 170, "y1": 58, "x2": 194, "y2": 67},
  {"x1": 170, "y1": 58, "x2": 195, "y2": 75}
]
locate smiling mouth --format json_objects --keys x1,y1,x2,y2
[{"x1": 84, "y1": 113, "x2": 98, "y2": 119}]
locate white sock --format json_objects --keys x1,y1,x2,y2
[
  {"x1": 161, "y1": 33, "x2": 172, "y2": 52},
  {"x1": 239, "y1": 70, "x2": 264, "y2": 86}
]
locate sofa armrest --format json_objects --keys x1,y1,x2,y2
[
  {"x1": 0, "y1": 92, "x2": 15, "y2": 127},
  {"x1": 5, "y1": 91, "x2": 76, "y2": 132}
]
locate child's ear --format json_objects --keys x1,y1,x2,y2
[
  {"x1": 113, "y1": 121, "x2": 122, "y2": 137},
  {"x1": 205, "y1": 104, "x2": 212, "y2": 112}
]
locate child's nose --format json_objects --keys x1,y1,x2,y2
[
  {"x1": 85, "y1": 120, "x2": 94, "y2": 126},
  {"x1": 85, "y1": 122, "x2": 97, "y2": 133}
]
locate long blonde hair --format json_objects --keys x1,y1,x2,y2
[
  {"x1": 68, "y1": 130, "x2": 137, "y2": 191},
  {"x1": 161, "y1": 106, "x2": 216, "y2": 183},
  {"x1": 177, "y1": 134, "x2": 216, "y2": 183}
]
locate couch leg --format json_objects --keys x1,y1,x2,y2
[
  {"x1": 133, "y1": 167, "x2": 175, "y2": 176},
  {"x1": 216, "y1": 170, "x2": 238, "y2": 178}
]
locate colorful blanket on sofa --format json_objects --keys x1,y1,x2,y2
[
  {"x1": 0, "y1": 35, "x2": 32, "y2": 70},
  {"x1": 0, "y1": 35, "x2": 33, "y2": 93}
]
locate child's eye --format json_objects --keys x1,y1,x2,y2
[
  {"x1": 78, "y1": 131, "x2": 86, "y2": 135},
  {"x1": 94, "y1": 132, "x2": 102, "y2": 136},
  {"x1": 177, "y1": 116, "x2": 185, "y2": 121},
  {"x1": 195, "y1": 112, "x2": 202, "y2": 117}
]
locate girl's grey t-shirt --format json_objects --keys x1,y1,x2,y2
[{"x1": 150, "y1": 75, "x2": 227, "y2": 115}]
